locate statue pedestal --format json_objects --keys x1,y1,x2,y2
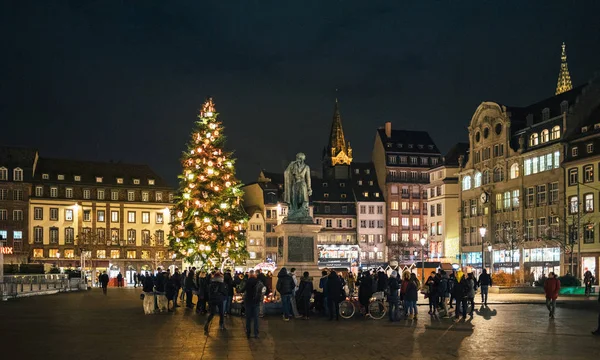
[{"x1": 274, "y1": 223, "x2": 322, "y2": 281}]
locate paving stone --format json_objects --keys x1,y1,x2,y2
[{"x1": 0, "y1": 288, "x2": 599, "y2": 359}]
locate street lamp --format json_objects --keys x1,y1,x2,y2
[
  {"x1": 479, "y1": 226, "x2": 487, "y2": 272},
  {"x1": 487, "y1": 243, "x2": 493, "y2": 274},
  {"x1": 420, "y1": 237, "x2": 427, "y2": 283}
]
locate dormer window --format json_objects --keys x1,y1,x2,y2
[
  {"x1": 408, "y1": 144, "x2": 414, "y2": 149},
  {"x1": 354, "y1": 169, "x2": 359, "y2": 174},
  {"x1": 0, "y1": 167, "x2": 7, "y2": 181},
  {"x1": 542, "y1": 108, "x2": 550, "y2": 121},
  {"x1": 322, "y1": 182, "x2": 328, "y2": 187},
  {"x1": 375, "y1": 192, "x2": 380, "y2": 198},
  {"x1": 133, "y1": 179, "x2": 140, "y2": 185},
  {"x1": 57, "y1": 174, "x2": 64, "y2": 181},
  {"x1": 13, "y1": 168, "x2": 23, "y2": 182},
  {"x1": 582, "y1": 126, "x2": 588, "y2": 133},
  {"x1": 595, "y1": 124, "x2": 600, "y2": 130},
  {"x1": 369, "y1": 181, "x2": 374, "y2": 186},
  {"x1": 340, "y1": 183, "x2": 345, "y2": 187},
  {"x1": 116, "y1": 178, "x2": 124, "y2": 184},
  {"x1": 397, "y1": 143, "x2": 403, "y2": 148},
  {"x1": 363, "y1": 192, "x2": 369, "y2": 197},
  {"x1": 365, "y1": 169, "x2": 370, "y2": 174},
  {"x1": 572, "y1": 147, "x2": 579, "y2": 157},
  {"x1": 74, "y1": 175, "x2": 81, "y2": 182},
  {"x1": 357, "y1": 180, "x2": 363, "y2": 186},
  {"x1": 148, "y1": 179, "x2": 155, "y2": 185},
  {"x1": 560, "y1": 100, "x2": 569, "y2": 114},
  {"x1": 418, "y1": 145, "x2": 424, "y2": 149},
  {"x1": 96, "y1": 177, "x2": 103, "y2": 183},
  {"x1": 428, "y1": 145, "x2": 434, "y2": 150},
  {"x1": 324, "y1": 193, "x2": 329, "y2": 198},
  {"x1": 386, "y1": 143, "x2": 392, "y2": 148},
  {"x1": 529, "y1": 133, "x2": 539, "y2": 147},
  {"x1": 341, "y1": 194, "x2": 347, "y2": 199},
  {"x1": 42, "y1": 173, "x2": 49, "y2": 180}
]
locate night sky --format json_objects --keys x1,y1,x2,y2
[{"x1": 2, "y1": 1, "x2": 599, "y2": 187}]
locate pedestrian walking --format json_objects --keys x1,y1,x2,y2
[
  {"x1": 466, "y1": 273, "x2": 476, "y2": 316},
  {"x1": 154, "y1": 267, "x2": 167, "y2": 312},
  {"x1": 142, "y1": 271, "x2": 155, "y2": 314},
  {"x1": 276, "y1": 267, "x2": 296, "y2": 321},
  {"x1": 117, "y1": 272, "x2": 123, "y2": 287},
  {"x1": 478, "y1": 269, "x2": 492, "y2": 305},
  {"x1": 544, "y1": 272, "x2": 560, "y2": 319},
  {"x1": 204, "y1": 272, "x2": 228, "y2": 335},
  {"x1": 241, "y1": 270, "x2": 262, "y2": 338},
  {"x1": 405, "y1": 273, "x2": 419, "y2": 319},
  {"x1": 100, "y1": 271, "x2": 109, "y2": 295}
]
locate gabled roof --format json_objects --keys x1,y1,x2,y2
[
  {"x1": 0, "y1": 146, "x2": 38, "y2": 168},
  {"x1": 377, "y1": 128, "x2": 440, "y2": 154},
  {"x1": 436, "y1": 143, "x2": 469, "y2": 169},
  {"x1": 35, "y1": 157, "x2": 170, "y2": 188}
]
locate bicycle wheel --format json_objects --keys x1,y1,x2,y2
[
  {"x1": 339, "y1": 300, "x2": 356, "y2": 319},
  {"x1": 368, "y1": 300, "x2": 386, "y2": 320}
]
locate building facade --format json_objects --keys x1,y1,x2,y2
[
  {"x1": 372, "y1": 122, "x2": 441, "y2": 265},
  {"x1": 29, "y1": 158, "x2": 175, "y2": 283},
  {"x1": 0, "y1": 146, "x2": 39, "y2": 264},
  {"x1": 425, "y1": 143, "x2": 468, "y2": 264},
  {"x1": 459, "y1": 86, "x2": 583, "y2": 278},
  {"x1": 352, "y1": 162, "x2": 386, "y2": 268},
  {"x1": 563, "y1": 76, "x2": 600, "y2": 280}
]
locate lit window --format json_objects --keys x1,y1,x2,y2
[
  {"x1": 541, "y1": 129, "x2": 549, "y2": 143},
  {"x1": 13, "y1": 168, "x2": 23, "y2": 181},
  {"x1": 117, "y1": 178, "x2": 124, "y2": 184},
  {"x1": 65, "y1": 209, "x2": 73, "y2": 221},
  {"x1": 74, "y1": 175, "x2": 81, "y2": 182},
  {"x1": 97, "y1": 250, "x2": 106, "y2": 259},
  {"x1": 57, "y1": 174, "x2": 64, "y2": 180},
  {"x1": 142, "y1": 192, "x2": 149, "y2": 202},
  {"x1": 127, "y1": 251, "x2": 136, "y2": 259},
  {"x1": 0, "y1": 167, "x2": 7, "y2": 180},
  {"x1": 474, "y1": 172, "x2": 481, "y2": 187},
  {"x1": 127, "y1": 191, "x2": 135, "y2": 201},
  {"x1": 111, "y1": 250, "x2": 120, "y2": 259},
  {"x1": 529, "y1": 133, "x2": 539, "y2": 146},
  {"x1": 128, "y1": 211, "x2": 136, "y2": 223},
  {"x1": 462, "y1": 176, "x2": 472, "y2": 191},
  {"x1": 96, "y1": 177, "x2": 103, "y2": 183},
  {"x1": 572, "y1": 147, "x2": 578, "y2": 157},
  {"x1": 133, "y1": 179, "x2": 140, "y2": 185},
  {"x1": 33, "y1": 249, "x2": 43, "y2": 258},
  {"x1": 148, "y1": 179, "x2": 155, "y2": 185},
  {"x1": 510, "y1": 163, "x2": 519, "y2": 179},
  {"x1": 551, "y1": 126, "x2": 560, "y2": 140}
]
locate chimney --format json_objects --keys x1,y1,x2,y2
[{"x1": 384, "y1": 122, "x2": 392, "y2": 138}]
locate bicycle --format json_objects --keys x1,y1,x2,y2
[{"x1": 339, "y1": 291, "x2": 386, "y2": 320}]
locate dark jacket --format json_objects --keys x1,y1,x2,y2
[
  {"x1": 100, "y1": 273, "x2": 109, "y2": 287},
  {"x1": 155, "y1": 272, "x2": 166, "y2": 293},
  {"x1": 166, "y1": 276, "x2": 177, "y2": 300},
  {"x1": 438, "y1": 275, "x2": 449, "y2": 297},
  {"x1": 276, "y1": 268, "x2": 295, "y2": 296},
  {"x1": 387, "y1": 277, "x2": 400, "y2": 299},
  {"x1": 377, "y1": 272, "x2": 388, "y2": 292},
  {"x1": 172, "y1": 271, "x2": 181, "y2": 288},
  {"x1": 224, "y1": 272, "x2": 234, "y2": 297},
  {"x1": 208, "y1": 276, "x2": 228, "y2": 304},
  {"x1": 184, "y1": 273, "x2": 196, "y2": 290},
  {"x1": 405, "y1": 280, "x2": 419, "y2": 302},
  {"x1": 143, "y1": 276, "x2": 154, "y2": 293},
  {"x1": 326, "y1": 272, "x2": 342, "y2": 301},
  {"x1": 358, "y1": 274, "x2": 373, "y2": 306},
  {"x1": 241, "y1": 277, "x2": 260, "y2": 305},
  {"x1": 297, "y1": 277, "x2": 313, "y2": 298},
  {"x1": 478, "y1": 272, "x2": 492, "y2": 286}
]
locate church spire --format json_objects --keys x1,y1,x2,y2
[
  {"x1": 328, "y1": 99, "x2": 352, "y2": 166},
  {"x1": 555, "y1": 42, "x2": 573, "y2": 95}
]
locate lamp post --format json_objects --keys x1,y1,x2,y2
[
  {"x1": 487, "y1": 244, "x2": 493, "y2": 275},
  {"x1": 479, "y1": 226, "x2": 487, "y2": 272},
  {"x1": 420, "y1": 237, "x2": 427, "y2": 283}
]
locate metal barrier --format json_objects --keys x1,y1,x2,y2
[{"x1": 1, "y1": 274, "x2": 83, "y2": 300}]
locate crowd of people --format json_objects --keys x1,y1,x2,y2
[{"x1": 130, "y1": 266, "x2": 600, "y2": 338}]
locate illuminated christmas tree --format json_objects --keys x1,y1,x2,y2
[{"x1": 169, "y1": 97, "x2": 248, "y2": 267}]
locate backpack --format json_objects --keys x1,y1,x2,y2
[{"x1": 254, "y1": 280, "x2": 265, "y2": 301}]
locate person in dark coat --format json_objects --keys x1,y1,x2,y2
[
  {"x1": 358, "y1": 271, "x2": 373, "y2": 311},
  {"x1": 142, "y1": 271, "x2": 154, "y2": 292},
  {"x1": 405, "y1": 273, "x2": 419, "y2": 319},
  {"x1": 376, "y1": 270, "x2": 388, "y2": 293},
  {"x1": 165, "y1": 270, "x2": 177, "y2": 312},
  {"x1": 117, "y1": 272, "x2": 123, "y2": 287},
  {"x1": 241, "y1": 270, "x2": 261, "y2": 338},
  {"x1": 256, "y1": 270, "x2": 268, "y2": 317},
  {"x1": 204, "y1": 272, "x2": 228, "y2": 334},
  {"x1": 99, "y1": 271, "x2": 109, "y2": 295},
  {"x1": 184, "y1": 270, "x2": 196, "y2": 309},
  {"x1": 276, "y1": 267, "x2": 296, "y2": 321},
  {"x1": 297, "y1": 272, "x2": 314, "y2": 319},
  {"x1": 171, "y1": 268, "x2": 181, "y2": 307},
  {"x1": 326, "y1": 270, "x2": 342, "y2": 321},
  {"x1": 223, "y1": 270, "x2": 234, "y2": 316},
  {"x1": 387, "y1": 271, "x2": 400, "y2": 321}
]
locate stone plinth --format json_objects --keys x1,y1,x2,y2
[{"x1": 274, "y1": 223, "x2": 322, "y2": 279}]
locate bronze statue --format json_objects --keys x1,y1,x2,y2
[{"x1": 283, "y1": 152, "x2": 313, "y2": 222}]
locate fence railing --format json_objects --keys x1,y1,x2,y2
[{"x1": 1, "y1": 274, "x2": 83, "y2": 300}]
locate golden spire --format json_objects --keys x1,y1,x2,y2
[
  {"x1": 555, "y1": 42, "x2": 573, "y2": 95},
  {"x1": 328, "y1": 99, "x2": 352, "y2": 166}
]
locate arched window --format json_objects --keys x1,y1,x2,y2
[
  {"x1": 482, "y1": 170, "x2": 490, "y2": 185},
  {"x1": 541, "y1": 129, "x2": 549, "y2": 143},
  {"x1": 474, "y1": 172, "x2": 482, "y2": 188},
  {"x1": 529, "y1": 133, "x2": 539, "y2": 147},
  {"x1": 551, "y1": 126, "x2": 561, "y2": 140},
  {"x1": 510, "y1": 163, "x2": 519, "y2": 179},
  {"x1": 462, "y1": 176, "x2": 472, "y2": 191},
  {"x1": 494, "y1": 167, "x2": 504, "y2": 182},
  {"x1": 13, "y1": 167, "x2": 23, "y2": 182}
]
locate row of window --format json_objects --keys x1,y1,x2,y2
[
  {"x1": 315, "y1": 218, "x2": 355, "y2": 228},
  {"x1": 0, "y1": 230, "x2": 23, "y2": 241},
  {"x1": 390, "y1": 217, "x2": 420, "y2": 227},
  {"x1": 0, "y1": 209, "x2": 24, "y2": 221},
  {"x1": 361, "y1": 251, "x2": 384, "y2": 260},
  {"x1": 359, "y1": 220, "x2": 385, "y2": 229},
  {"x1": 32, "y1": 208, "x2": 166, "y2": 224},
  {"x1": 429, "y1": 222, "x2": 443, "y2": 236},
  {"x1": 571, "y1": 143, "x2": 595, "y2": 157},
  {"x1": 39, "y1": 174, "x2": 156, "y2": 185},
  {"x1": 463, "y1": 151, "x2": 560, "y2": 191},
  {"x1": 568, "y1": 164, "x2": 599, "y2": 186},
  {"x1": 390, "y1": 186, "x2": 427, "y2": 198},
  {"x1": 32, "y1": 248, "x2": 165, "y2": 259},
  {"x1": 385, "y1": 143, "x2": 435, "y2": 151},
  {"x1": 390, "y1": 233, "x2": 427, "y2": 242},
  {"x1": 0, "y1": 189, "x2": 24, "y2": 201},
  {"x1": 317, "y1": 234, "x2": 356, "y2": 243},
  {"x1": 568, "y1": 193, "x2": 600, "y2": 214},
  {"x1": 388, "y1": 156, "x2": 439, "y2": 166},
  {"x1": 0, "y1": 167, "x2": 23, "y2": 181},
  {"x1": 473, "y1": 144, "x2": 504, "y2": 164},
  {"x1": 359, "y1": 234, "x2": 385, "y2": 243},
  {"x1": 34, "y1": 186, "x2": 169, "y2": 202},
  {"x1": 529, "y1": 126, "x2": 561, "y2": 147},
  {"x1": 387, "y1": 170, "x2": 429, "y2": 182},
  {"x1": 359, "y1": 205, "x2": 384, "y2": 214},
  {"x1": 33, "y1": 226, "x2": 165, "y2": 245}
]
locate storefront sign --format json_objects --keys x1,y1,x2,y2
[
  {"x1": 0, "y1": 247, "x2": 14, "y2": 255},
  {"x1": 318, "y1": 258, "x2": 351, "y2": 268}
]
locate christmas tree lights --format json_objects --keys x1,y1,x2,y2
[{"x1": 169, "y1": 97, "x2": 248, "y2": 267}]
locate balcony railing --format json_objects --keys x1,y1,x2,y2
[
  {"x1": 412, "y1": 193, "x2": 421, "y2": 199},
  {"x1": 401, "y1": 226, "x2": 410, "y2": 231},
  {"x1": 411, "y1": 209, "x2": 420, "y2": 215},
  {"x1": 401, "y1": 193, "x2": 410, "y2": 199},
  {"x1": 412, "y1": 226, "x2": 421, "y2": 231},
  {"x1": 401, "y1": 209, "x2": 410, "y2": 215},
  {"x1": 386, "y1": 175, "x2": 428, "y2": 184}
]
